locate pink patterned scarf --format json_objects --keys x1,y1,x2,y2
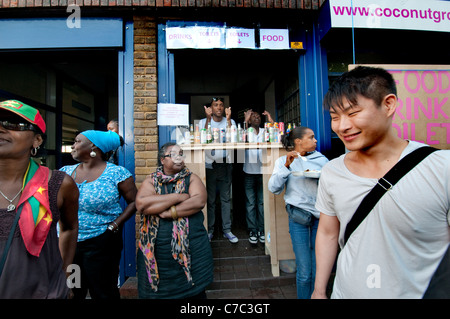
[{"x1": 138, "y1": 166, "x2": 192, "y2": 292}]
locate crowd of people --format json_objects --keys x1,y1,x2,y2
[{"x1": 0, "y1": 66, "x2": 448, "y2": 299}]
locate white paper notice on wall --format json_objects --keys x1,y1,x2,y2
[
  {"x1": 259, "y1": 29, "x2": 290, "y2": 49},
  {"x1": 225, "y1": 28, "x2": 256, "y2": 49},
  {"x1": 157, "y1": 103, "x2": 189, "y2": 126}
]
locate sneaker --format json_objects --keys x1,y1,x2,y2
[
  {"x1": 223, "y1": 231, "x2": 239, "y2": 244},
  {"x1": 258, "y1": 231, "x2": 265, "y2": 243},
  {"x1": 208, "y1": 232, "x2": 214, "y2": 242},
  {"x1": 248, "y1": 232, "x2": 258, "y2": 244}
]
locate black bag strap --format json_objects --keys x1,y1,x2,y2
[
  {"x1": 422, "y1": 244, "x2": 450, "y2": 299},
  {"x1": 343, "y1": 146, "x2": 438, "y2": 246},
  {"x1": 0, "y1": 205, "x2": 23, "y2": 278}
]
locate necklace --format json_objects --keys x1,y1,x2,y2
[{"x1": 0, "y1": 187, "x2": 23, "y2": 212}]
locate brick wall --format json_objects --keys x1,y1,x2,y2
[
  {"x1": 133, "y1": 15, "x2": 158, "y2": 187},
  {"x1": 132, "y1": 15, "x2": 158, "y2": 249}
]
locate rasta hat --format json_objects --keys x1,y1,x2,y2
[{"x1": 0, "y1": 100, "x2": 46, "y2": 133}]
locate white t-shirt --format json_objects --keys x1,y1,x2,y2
[
  {"x1": 316, "y1": 141, "x2": 450, "y2": 298},
  {"x1": 243, "y1": 128, "x2": 265, "y2": 174}
]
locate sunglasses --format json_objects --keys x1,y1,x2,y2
[
  {"x1": 212, "y1": 97, "x2": 224, "y2": 102},
  {"x1": 0, "y1": 120, "x2": 36, "y2": 132},
  {"x1": 163, "y1": 152, "x2": 185, "y2": 159}
]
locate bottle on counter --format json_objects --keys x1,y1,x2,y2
[
  {"x1": 247, "y1": 126, "x2": 255, "y2": 143},
  {"x1": 264, "y1": 123, "x2": 271, "y2": 142},
  {"x1": 269, "y1": 126, "x2": 274, "y2": 142},
  {"x1": 231, "y1": 124, "x2": 237, "y2": 143},
  {"x1": 200, "y1": 128, "x2": 207, "y2": 144},
  {"x1": 278, "y1": 122, "x2": 284, "y2": 142},
  {"x1": 272, "y1": 123, "x2": 278, "y2": 142},
  {"x1": 226, "y1": 126, "x2": 231, "y2": 143},
  {"x1": 183, "y1": 126, "x2": 191, "y2": 144},
  {"x1": 190, "y1": 124, "x2": 194, "y2": 144},
  {"x1": 213, "y1": 127, "x2": 220, "y2": 143},
  {"x1": 194, "y1": 124, "x2": 200, "y2": 144},
  {"x1": 220, "y1": 128, "x2": 226, "y2": 143},
  {"x1": 207, "y1": 123, "x2": 212, "y2": 144},
  {"x1": 286, "y1": 123, "x2": 292, "y2": 135},
  {"x1": 237, "y1": 123, "x2": 242, "y2": 143}
]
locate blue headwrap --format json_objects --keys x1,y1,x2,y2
[{"x1": 81, "y1": 130, "x2": 121, "y2": 153}]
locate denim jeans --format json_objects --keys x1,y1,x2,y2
[
  {"x1": 244, "y1": 173, "x2": 264, "y2": 233},
  {"x1": 288, "y1": 215, "x2": 319, "y2": 299}
]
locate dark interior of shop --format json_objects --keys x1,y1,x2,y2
[
  {"x1": 0, "y1": 50, "x2": 118, "y2": 169},
  {"x1": 174, "y1": 48, "x2": 302, "y2": 231}
]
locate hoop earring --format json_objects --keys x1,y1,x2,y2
[
  {"x1": 90, "y1": 150, "x2": 97, "y2": 158},
  {"x1": 31, "y1": 146, "x2": 39, "y2": 157}
]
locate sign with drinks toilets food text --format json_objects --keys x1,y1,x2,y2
[
  {"x1": 350, "y1": 65, "x2": 450, "y2": 150},
  {"x1": 166, "y1": 27, "x2": 225, "y2": 49},
  {"x1": 166, "y1": 26, "x2": 289, "y2": 50}
]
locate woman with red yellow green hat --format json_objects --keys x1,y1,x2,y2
[{"x1": 0, "y1": 100, "x2": 79, "y2": 298}]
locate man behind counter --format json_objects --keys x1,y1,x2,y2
[{"x1": 198, "y1": 97, "x2": 238, "y2": 243}]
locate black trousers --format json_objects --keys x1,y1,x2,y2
[{"x1": 72, "y1": 230, "x2": 123, "y2": 299}]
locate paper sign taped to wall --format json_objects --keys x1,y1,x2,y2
[{"x1": 157, "y1": 103, "x2": 189, "y2": 126}]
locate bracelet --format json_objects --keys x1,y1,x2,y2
[
  {"x1": 170, "y1": 205, "x2": 178, "y2": 220},
  {"x1": 107, "y1": 221, "x2": 119, "y2": 233}
]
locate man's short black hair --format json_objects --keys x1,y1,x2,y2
[{"x1": 323, "y1": 66, "x2": 397, "y2": 112}]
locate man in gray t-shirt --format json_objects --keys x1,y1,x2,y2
[
  {"x1": 312, "y1": 66, "x2": 450, "y2": 299},
  {"x1": 198, "y1": 97, "x2": 238, "y2": 244}
]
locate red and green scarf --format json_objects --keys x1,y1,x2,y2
[{"x1": 17, "y1": 160, "x2": 52, "y2": 257}]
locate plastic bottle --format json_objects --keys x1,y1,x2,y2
[
  {"x1": 264, "y1": 123, "x2": 270, "y2": 142},
  {"x1": 189, "y1": 124, "x2": 194, "y2": 144},
  {"x1": 213, "y1": 128, "x2": 219, "y2": 143},
  {"x1": 200, "y1": 128, "x2": 207, "y2": 144},
  {"x1": 238, "y1": 123, "x2": 243, "y2": 143},
  {"x1": 269, "y1": 126, "x2": 274, "y2": 142},
  {"x1": 243, "y1": 122, "x2": 248, "y2": 143},
  {"x1": 207, "y1": 124, "x2": 212, "y2": 144},
  {"x1": 225, "y1": 126, "x2": 231, "y2": 143},
  {"x1": 220, "y1": 128, "x2": 225, "y2": 143},
  {"x1": 248, "y1": 126, "x2": 255, "y2": 143},
  {"x1": 273, "y1": 122, "x2": 279, "y2": 143},
  {"x1": 231, "y1": 124, "x2": 237, "y2": 143},
  {"x1": 194, "y1": 124, "x2": 200, "y2": 144},
  {"x1": 286, "y1": 123, "x2": 292, "y2": 135},
  {"x1": 184, "y1": 127, "x2": 191, "y2": 144}
]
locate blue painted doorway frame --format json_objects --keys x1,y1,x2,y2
[
  {"x1": 298, "y1": 23, "x2": 332, "y2": 153},
  {"x1": 118, "y1": 20, "x2": 137, "y2": 284}
]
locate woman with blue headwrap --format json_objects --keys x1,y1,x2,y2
[{"x1": 60, "y1": 130, "x2": 137, "y2": 299}]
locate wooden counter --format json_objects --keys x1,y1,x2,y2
[{"x1": 180, "y1": 142, "x2": 294, "y2": 276}]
